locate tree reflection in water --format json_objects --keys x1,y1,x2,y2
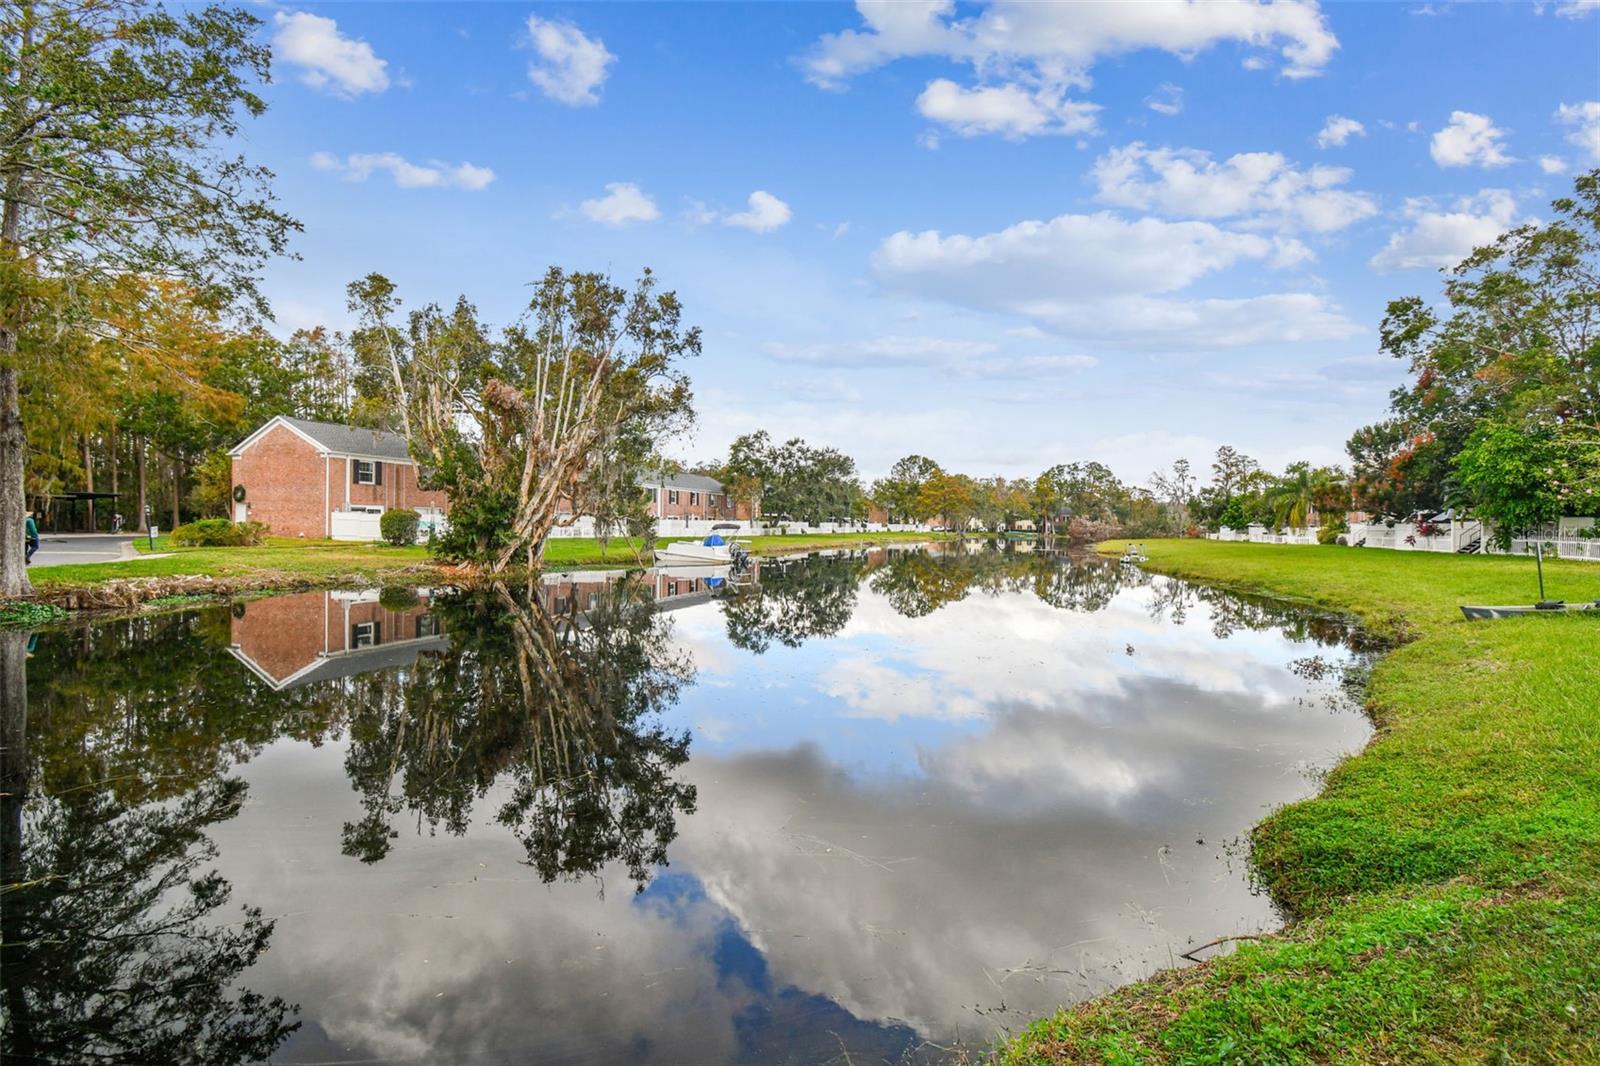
[
  {"x1": 0, "y1": 544, "x2": 1363, "y2": 1063},
  {"x1": 1, "y1": 628, "x2": 298, "y2": 1065},
  {"x1": 866, "y1": 544, "x2": 1155, "y2": 619},
  {"x1": 720, "y1": 551, "x2": 869, "y2": 652},
  {"x1": 339, "y1": 577, "x2": 699, "y2": 893},
  {"x1": 765, "y1": 541, "x2": 1359, "y2": 649}
]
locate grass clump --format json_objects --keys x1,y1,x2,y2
[{"x1": 1000, "y1": 540, "x2": 1600, "y2": 1064}]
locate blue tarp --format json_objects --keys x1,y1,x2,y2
[{"x1": 703, "y1": 533, "x2": 725, "y2": 546}]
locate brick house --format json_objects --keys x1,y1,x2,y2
[
  {"x1": 228, "y1": 416, "x2": 450, "y2": 539},
  {"x1": 637, "y1": 472, "x2": 745, "y2": 522}
]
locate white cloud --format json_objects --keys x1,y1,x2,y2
[
  {"x1": 875, "y1": 213, "x2": 1274, "y2": 300},
  {"x1": 969, "y1": 353, "x2": 1099, "y2": 378},
  {"x1": 1316, "y1": 114, "x2": 1365, "y2": 148},
  {"x1": 871, "y1": 212, "x2": 1358, "y2": 349},
  {"x1": 525, "y1": 16, "x2": 615, "y2": 106},
  {"x1": 1554, "y1": 0, "x2": 1600, "y2": 17},
  {"x1": 273, "y1": 11, "x2": 390, "y2": 97},
  {"x1": 309, "y1": 151, "x2": 494, "y2": 190},
  {"x1": 1368, "y1": 189, "x2": 1522, "y2": 272},
  {"x1": 802, "y1": 0, "x2": 1339, "y2": 90},
  {"x1": 765, "y1": 336, "x2": 998, "y2": 367},
  {"x1": 1145, "y1": 82, "x2": 1184, "y2": 116},
  {"x1": 723, "y1": 190, "x2": 793, "y2": 233},
  {"x1": 779, "y1": 376, "x2": 865, "y2": 403},
  {"x1": 763, "y1": 336, "x2": 1098, "y2": 379},
  {"x1": 1429, "y1": 110, "x2": 1513, "y2": 168},
  {"x1": 1539, "y1": 155, "x2": 1569, "y2": 175},
  {"x1": 915, "y1": 79, "x2": 1099, "y2": 138},
  {"x1": 1090, "y1": 143, "x2": 1377, "y2": 233},
  {"x1": 578, "y1": 182, "x2": 659, "y2": 225},
  {"x1": 1556, "y1": 101, "x2": 1600, "y2": 163},
  {"x1": 682, "y1": 199, "x2": 718, "y2": 225}
]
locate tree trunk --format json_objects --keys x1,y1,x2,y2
[
  {"x1": 170, "y1": 454, "x2": 181, "y2": 531},
  {"x1": 0, "y1": 628, "x2": 32, "y2": 1056},
  {"x1": 0, "y1": 366, "x2": 31, "y2": 597},
  {"x1": 135, "y1": 438, "x2": 147, "y2": 533},
  {"x1": 82, "y1": 434, "x2": 95, "y2": 531}
]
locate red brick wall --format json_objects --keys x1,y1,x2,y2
[
  {"x1": 332, "y1": 457, "x2": 450, "y2": 513},
  {"x1": 231, "y1": 590, "x2": 440, "y2": 685},
  {"x1": 649, "y1": 486, "x2": 739, "y2": 520},
  {"x1": 230, "y1": 590, "x2": 326, "y2": 683},
  {"x1": 232, "y1": 424, "x2": 329, "y2": 538}
]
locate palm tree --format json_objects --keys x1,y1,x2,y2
[{"x1": 1268, "y1": 463, "x2": 1347, "y2": 530}]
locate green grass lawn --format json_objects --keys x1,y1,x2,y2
[
  {"x1": 1001, "y1": 540, "x2": 1600, "y2": 1065},
  {"x1": 27, "y1": 529, "x2": 944, "y2": 591}
]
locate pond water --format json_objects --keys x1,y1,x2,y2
[{"x1": 1, "y1": 545, "x2": 1371, "y2": 1064}]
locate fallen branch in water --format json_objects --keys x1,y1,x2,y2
[{"x1": 1179, "y1": 933, "x2": 1265, "y2": 963}]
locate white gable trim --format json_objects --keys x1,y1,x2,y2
[
  {"x1": 228, "y1": 415, "x2": 326, "y2": 457},
  {"x1": 332, "y1": 450, "x2": 416, "y2": 465}
]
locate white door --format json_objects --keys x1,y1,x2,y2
[{"x1": 234, "y1": 502, "x2": 248, "y2": 523}]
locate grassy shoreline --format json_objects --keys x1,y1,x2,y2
[
  {"x1": 1001, "y1": 540, "x2": 1600, "y2": 1064},
  {"x1": 11, "y1": 530, "x2": 947, "y2": 614}
]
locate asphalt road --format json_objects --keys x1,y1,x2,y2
[{"x1": 30, "y1": 534, "x2": 139, "y2": 568}]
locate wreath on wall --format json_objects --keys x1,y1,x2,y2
[{"x1": 232, "y1": 484, "x2": 247, "y2": 503}]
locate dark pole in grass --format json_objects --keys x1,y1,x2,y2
[{"x1": 1535, "y1": 539, "x2": 1547, "y2": 602}]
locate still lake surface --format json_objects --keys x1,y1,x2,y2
[{"x1": 2, "y1": 545, "x2": 1370, "y2": 1064}]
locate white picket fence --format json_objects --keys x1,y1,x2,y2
[
  {"x1": 1211, "y1": 517, "x2": 1600, "y2": 563},
  {"x1": 544, "y1": 517, "x2": 931, "y2": 540},
  {"x1": 1210, "y1": 524, "x2": 1318, "y2": 546}
]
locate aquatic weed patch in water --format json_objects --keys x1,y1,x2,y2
[{"x1": 0, "y1": 600, "x2": 67, "y2": 627}]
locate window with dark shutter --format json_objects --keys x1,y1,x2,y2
[{"x1": 374, "y1": 462, "x2": 383, "y2": 485}]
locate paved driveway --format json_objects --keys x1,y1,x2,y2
[{"x1": 31, "y1": 534, "x2": 139, "y2": 568}]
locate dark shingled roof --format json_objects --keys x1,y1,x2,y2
[
  {"x1": 282, "y1": 417, "x2": 413, "y2": 461},
  {"x1": 639, "y1": 472, "x2": 725, "y2": 493}
]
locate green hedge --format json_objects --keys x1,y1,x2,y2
[{"x1": 170, "y1": 518, "x2": 269, "y2": 547}]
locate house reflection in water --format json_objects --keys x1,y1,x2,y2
[
  {"x1": 228, "y1": 563, "x2": 756, "y2": 688},
  {"x1": 228, "y1": 589, "x2": 447, "y2": 691},
  {"x1": 538, "y1": 563, "x2": 752, "y2": 619}
]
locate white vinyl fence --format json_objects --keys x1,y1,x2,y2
[{"x1": 1210, "y1": 516, "x2": 1600, "y2": 563}]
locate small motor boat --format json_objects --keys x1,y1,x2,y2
[{"x1": 655, "y1": 524, "x2": 748, "y2": 566}]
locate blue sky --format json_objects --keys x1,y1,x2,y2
[{"x1": 250, "y1": 1, "x2": 1600, "y2": 482}]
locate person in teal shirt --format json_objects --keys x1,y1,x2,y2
[{"x1": 24, "y1": 511, "x2": 38, "y2": 564}]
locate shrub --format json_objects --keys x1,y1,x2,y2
[
  {"x1": 378, "y1": 586, "x2": 421, "y2": 611},
  {"x1": 379, "y1": 508, "x2": 420, "y2": 547},
  {"x1": 1318, "y1": 515, "x2": 1349, "y2": 545},
  {"x1": 170, "y1": 518, "x2": 268, "y2": 547}
]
